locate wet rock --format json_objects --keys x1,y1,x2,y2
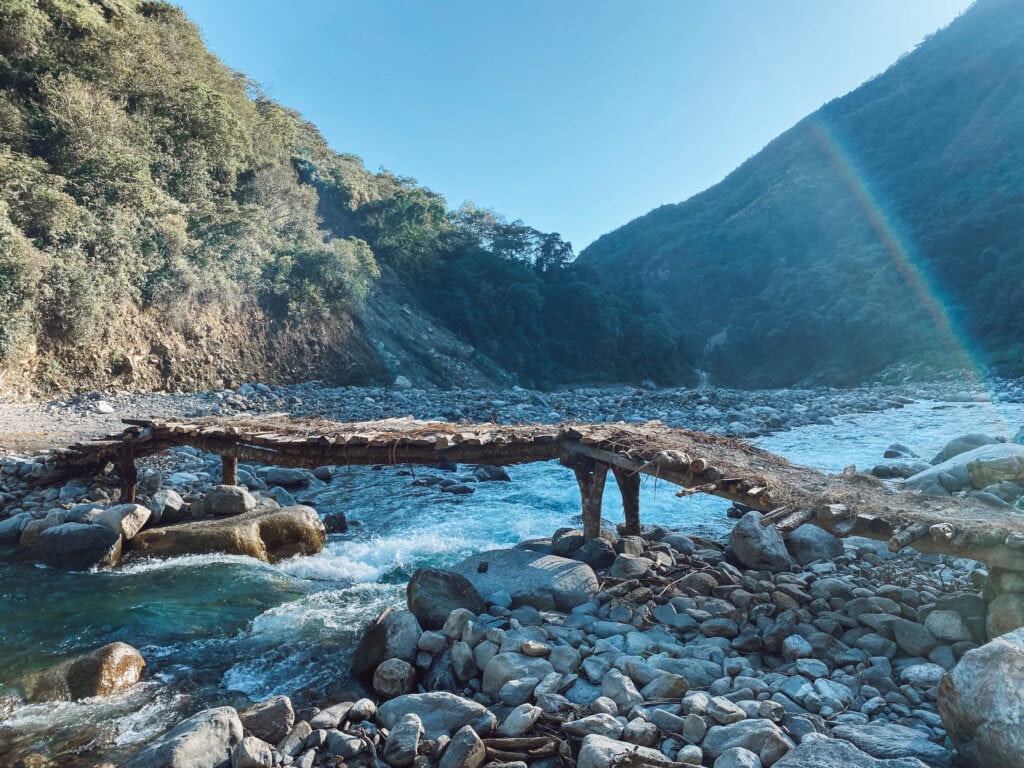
[
  {"x1": 129, "y1": 503, "x2": 325, "y2": 564},
  {"x1": 939, "y1": 627, "x2": 1024, "y2": 768},
  {"x1": 239, "y1": 695, "x2": 295, "y2": 744},
  {"x1": 377, "y1": 692, "x2": 496, "y2": 741},
  {"x1": 931, "y1": 434, "x2": 1000, "y2": 465},
  {"x1": 574, "y1": 538, "x2": 616, "y2": 570},
  {"x1": 203, "y1": 485, "x2": 257, "y2": 516},
  {"x1": 773, "y1": 734, "x2": 930, "y2": 767},
  {"x1": 452, "y1": 548, "x2": 598, "y2": 611},
  {"x1": 22, "y1": 641, "x2": 145, "y2": 702},
  {"x1": 123, "y1": 706, "x2": 243, "y2": 768},
  {"x1": 407, "y1": 567, "x2": 487, "y2": 630},
  {"x1": 0, "y1": 511, "x2": 30, "y2": 544},
  {"x1": 729, "y1": 512, "x2": 793, "y2": 573},
  {"x1": 27, "y1": 522, "x2": 122, "y2": 570},
  {"x1": 352, "y1": 608, "x2": 422, "y2": 678},
  {"x1": 322, "y1": 510, "x2": 347, "y2": 533}
]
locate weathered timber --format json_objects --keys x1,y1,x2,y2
[
  {"x1": 222, "y1": 455, "x2": 238, "y2": 486},
  {"x1": 36, "y1": 415, "x2": 1024, "y2": 571}
]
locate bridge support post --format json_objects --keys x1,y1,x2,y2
[
  {"x1": 566, "y1": 457, "x2": 608, "y2": 540},
  {"x1": 222, "y1": 455, "x2": 238, "y2": 486},
  {"x1": 613, "y1": 467, "x2": 641, "y2": 536},
  {"x1": 118, "y1": 443, "x2": 137, "y2": 504}
]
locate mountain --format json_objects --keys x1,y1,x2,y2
[
  {"x1": 0, "y1": 0, "x2": 691, "y2": 396},
  {"x1": 578, "y1": 0, "x2": 1024, "y2": 387}
]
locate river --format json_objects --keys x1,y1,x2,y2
[{"x1": 1, "y1": 395, "x2": 1022, "y2": 764}]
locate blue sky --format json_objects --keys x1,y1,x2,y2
[{"x1": 174, "y1": 0, "x2": 972, "y2": 251}]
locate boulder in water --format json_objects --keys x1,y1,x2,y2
[
  {"x1": 23, "y1": 642, "x2": 145, "y2": 701},
  {"x1": 931, "y1": 434, "x2": 999, "y2": 465},
  {"x1": 93, "y1": 503, "x2": 151, "y2": 540},
  {"x1": 407, "y1": 567, "x2": 486, "y2": 630},
  {"x1": 905, "y1": 443, "x2": 1024, "y2": 496},
  {"x1": 202, "y1": 485, "x2": 256, "y2": 517},
  {"x1": 123, "y1": 706, "x2": 242, "y2": 768},
  {"x1": 451, "y1": 548, "x2": 598, "y2": 611},
  {"x1": 128, "y1": 502, "x2": 324, "y2": 563},
  {"x1": 351, "y1": 607, "x2": 422, "y2": 678},
  {"x1": 28, "y1": 522, "x2": 122, "y2": 570},
  {"x1": 239, "y1": 695, "x2": 294, "y2": 744}
]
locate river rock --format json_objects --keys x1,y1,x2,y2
[
  {"x1": 263, "y1": 468, "x2": 310, "y2": 488},
  {"x1": 703, "y1": 719, "x2": 793, "y2": 759},
  {"x1": 93, "y1": 503, "x2": 151, "y2": 539},
  {"x1": 986, "y1": 592, "x2": 1024, "y2": 638},
  {"x1": 716, "y1": 748, "x2": 762, "y2": 768},
  {"x1": 890, "y1": 618, "x2": 936, "y2": 657},
  {"x1": 151, "y1": 489, "x2": 187, "y2": 524},
  {"x1": 773, "y1": 734, "x2": 930, "y2": 767},
  {"x1": 452, "y1": 548, "x2": 598, "y2": 611},
  {"x1": 938, "y1": 627, "x2": 1024, "y2": 767},
  {"x1": 831, "y1": 723, "x2": 952, "y2": 767},
  {"x1": 931, "y1": 434, "x2": 999, "y2": 465},
  {"x1": 923, "y1": 610, "x2": 971, "y2": 642},
  {"x1": 407, "y1": 567, "x2": 487, "y2": 629},
  {"x1": 383, "y1": 712, "x2": 423, "y2": 767},
  {"x1": 374, "y1": 657, "x2": 417, "y2": 698},
  {"x1": 482, "y1": 653, "x2": 554, "y2": 699},
  {"x1": 128, "y1": 502, "x2": 325, "y2": 563},
  {"x1": 0, "y1": 512, "x2": 30, "y2": 543},
  {"x1": 377, "y1": 691, "x2": 496, "y2": 740},
  {"x1": 231, "y1": 735, "x2": 273, "y2": 768},
  {"x1": 28, "y1": 522, "x2": 122, "y2": 570},
  {"x1": 438, "y1": 724, "x2": 486, "y2": 768},
  {"x1": 729, "y1": 512, "x2": 793, "y2": 573},
  {"x1": 577, "y1": 734, "x2": 670, "y2": 768},
  {"x1": 785, "y1": 524, "x2": 842, "y2": 565},
  {"x1": 22, "y1": 641, "x2": 145, "y2": 701},
  {"x1": 352, "y1": 607, "x2": 422, "y2": 678},
  {"x1": 239, "y1": 695, "x2": 294, "y2": 744},
  {"x1": 203, "y1": 485, "x2": 257, "y2": 516},
  {"x1": 907, "y1": 443, "x2": 1024, "y2": 496},
  {"x1": 123, "y1": 706, "x2": 243, "y2": 768}
]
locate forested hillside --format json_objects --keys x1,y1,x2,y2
[
  {"x1": 0, "y1": 0, "x2": 691, "y2": 395},
  {"x1": 580, "y1": 0, "x2": 1024, "y2": 387}
]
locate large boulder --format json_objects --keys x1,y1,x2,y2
[
  {"x1": 28, "y1": 522, "x2": 122, "y2": 570},
  {"x1": 773, "y1": 734, "x2": 930, "y2": 767},
  {"x1": 407, "y1": 567, "x2": 487, "y2": 630},
  {"x1": 831, "y1": 723, "x2": 952, "y2": 767},
  {"x1": 938, "y1": 628, "x2": 1024, "y2": 767},
  {"x1": 377, "y1": 692, "x2": 496, "y2": 741},
  {"x1": 931, "y1": 434, "x2": 999, "y2": 465},
  {"x1": 0, "y1": 512, "x2": 31, "y2": 544},
  {"x1": 482, "y1": 652, "x2": 554, "y2": 700},
  {"x1": 785, "y1": 524, "x2": 842, "y2": 565},
  {"x1": 986, "y1": 593, "x2": 1024, "y2": 639},
  {"x1": 905, "y1": 443, "x2": 1024, "y2": 496},
  {"x1": 351, "y1": 607, "x2": 422, "y2": 678},
  {"x1": 123, "y1": 706, "x2": 243, "y2": 768},
  {"x1": 729, "y1": 512, "x2": 793, "y2": 573},
  {"x1": 150, "y1": 489, "x2": 187, "y2": 525},
  {"x1": 239, "y1": 695, "x2": 294, "y2": 744},
  {"x1": 127, "y1": 502, "x2": 324, "y2": 563},
  {"x1": 202, "y1": 485, "x2": 257, "y2": 517},
  {"x1": 93, "y1": 504, "x2": 151, "y2": 540},
  {"x1": 576, "y1": 734, "x2": 670, "y2": 768},
  {"x1": 451, "y1": 548, "x2": 598, "y2": 611},
  {"x1": 22, "y1": 641, "x2": 145, "y2": 701}
]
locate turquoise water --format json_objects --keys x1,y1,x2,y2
[{"x1": 1, "y1": 396, "x2": 1022, "y2": 763}]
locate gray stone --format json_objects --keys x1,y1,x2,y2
[
  {"x1": 600, "y1": 668, "x2": 643, "y2": 713},
  {"x1": 123, "y1": 706, "x2": 243, "y2": 768},
  {"x1": 482, "y1": 653, "x2": 554, "y2": 700},
  {"x1": 729, "y1": 512, "x2": 793, "y2": 573},
  {"x1": 373, "y1": 657, "x2": 417, "y2": 699},
  {"x1": 831, "y1": 723, "x2": 952, "y2": 767},
  {"x1": 786, "y1": 525, "x2": 842, "y2": 565},
  {"x1": 231, "y1": 736, "x2": 273, "y2": 768},
  {"x1": 890, "y1": 619, "x2": 936, "y2": 657},
  {"x1": 29, "y1": 522, "x2": 122, "y2": 570},
  {"x1": 562, "y1": 713, "x2": 624, "y2": 739},
  {"x1": 497, "y1": 703, "x2": 542, "y2": 737},
  {"x1": 0, "y1": 512, "x2": 30, "y2": 544},
  {"x1": 924, "y1": 610, "x2": 971, "y2": 642},
  {"x1": 715, "y1": 748, "x2": 762, "y2": 768},
  {"x1": 378, "y1": 692, "x2": 496, "y2": 741},
  {"x1": 351, "y1": 608, "x2": 422, "y2": 678},
  {"x1": 383, "y1": 712, "x2": 423, "y2": 767},
  {"x1": 239, "y1": 695, "x2": 294, "y2": 744},
  {"x1": 640, "y1": 673, "x2": 689, "y2": 699},
  {"x1": 939, "y1": 627, "x2": 1024, "y2": 768},
  {"x1": 204, "y1": 485, "x2": 257, "y2": 516},
  {"x1": 452, "y1": 548, "x2": 599, "y2": 611},
  {"x1": 986, "y1": 593, "x2": 1024, "y2": 638},
  {"x1": 150, "y1": 489, "x2": 186, "y2": 524},
  {"x1": 407, "y1": 567, "x2": 487, "y2": 630},
  {"x1": 609, "y1": 554, "x2": 652, "y2": 579},
  {"x1": 773, "y1": 734, "x2": 931, "y2": 768},
  {"x1": 576, "y1": 734, "x2": 669, "y2": 768},
  {"x1": 438, "y1": 724, "x2": 486, "y2": 768},
  {"x1": 277, "y1": 721, "x2": 311, "y2": 757},
  {"x1": 781, "y1": 635, "x2": 813, "y2": 660},
  {"x1": 263, "y1": 468, "x2": 310, "y2": 489},
  {"x1": 93, "y1": 504, "x2": 151, "y2": 539},
  {"x1": 703, "y1": 719, "x2": 794, "y2": 759}
]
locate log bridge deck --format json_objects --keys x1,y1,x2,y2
[{"x1": 49, "y1": 415, "x2": 1024, "y2": 572}]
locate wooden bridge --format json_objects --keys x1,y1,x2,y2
[{"x1": 48, "y1": 415, "x2": 1024, "y2": 572}]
